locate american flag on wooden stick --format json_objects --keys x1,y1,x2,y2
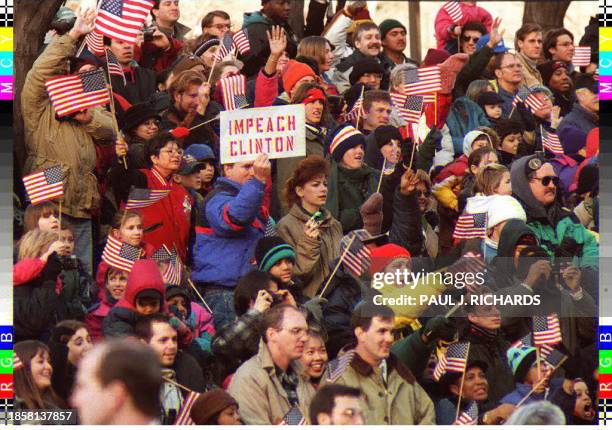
[
  {"x1": 511, "y1": 93, "x2": 523, "y2": 108},
  {"x1": 523, "y1": 93, "x2": 545, "y2": 114},
  {"x1": 95, "y1": 0, "x2": 155, "y2": 44},
  {"x1": 164, "y1": 246, "x2": 183, "y2": 286},
  {"x1": 542, "y1": 129, "x2": 563, "y2": 155},
  {"x1": 442, "y1": 1, "x2": 464, "y2": 24},
  {"x1": 23, "y1": 165, "x2": 64, "y2": 205},
  {"x1": 174, "y1": 390, "x2": 199, "y2": 425},
  {"x1": 102, "y1": 235, "x2": 141, "y2": 272},
  {"x1": 215, "y1": 32, "x2": 235, "y2": 61},
  {"x1": 390, "y1": 92, "x2": 423, "y2": 124},
  {"x1": 433, "y1": 342, "x2": 469, "y2": 381},
  {"x1": 151, "y1": 245, "x2": 172, "y2": 262},
  {"x1": 403, "y1": 66, "x2": 442, "y2": 95},
  {"x1": 572, "y1": 46, "x2": 592, "y2": 67},
  {"x1": 533, "y1": 314, "x2": 562, "y2": 346},
  {"x1": 232, "y1": 29, "x2": 251, "y2": 55},
  {"x1": 85, "y1": 30, "x2": 105, "y2": 55},
  {"x1": 105, "y1": 48, "x2": 126, "y2": 85},
  {"x1": 342, "y1": 92, "x2": 364, "y2": 124},
  {"x1": 278, "y1": 407, "x2": 307, "y2": 425},
  {"x1": 219, "y1": 74, "x2": 248, "y2": 111},
  {"x1": 45, "y1": 69, "x2": 110, "y2": 117},
  {"x1": 453, "y1": 212, "x2": 487, "y2": 240},
  {"x1": 125, "y1": 188, "x2": 170, "y2": 209},
  {"x1": 541, "y1": 348, "x2": 566, "y2": 368},
  {"x1": 339, "y1": 233, "x2": 372, "y2": 277},
  {"x1": 453, "y1": 400, "x2": 478, "y2": 425}
]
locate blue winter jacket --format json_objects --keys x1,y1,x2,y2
[
  {"x1": 191, "y1": 177, "x2": 266, "y2": 287},
  {"x1": 500, "y1": 378, "x2": 563, "y2": 406}
]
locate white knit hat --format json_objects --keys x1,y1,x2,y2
[{"x1": 486, "y1": 195, "x2": 526, "y2": 229}]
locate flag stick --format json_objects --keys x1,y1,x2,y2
[
  {"x1": 76, "y1": 37, "x2": 88, "y2": 58},
  {"x1": 187, "y1": 103, "x2": 248, "y2": 132},
  {"x1": 58, "y1": 200, "x2": 63, "y2": 239},
  {"x1": 536, "y1": 346, "x2": 541, "y2": 383},
  {"x1": 515, "y1": 355, "x2": 568, "y2": 408},
  {"x1": 408, "y1": 139, "x2": 417, "y2": 170},
  {"x1": 355, "y1": 85, "x2": 365, "y2": 128},
  {"x1": 538, "y1": 124, "x2": 545, "y2": 153},
  {"x1": 318, "y1": 235, "x2": 356, "y2": 298},
  {"x1": 207, "y1": 53, "x2": 219, "y2": 85},
  {"x1": 433, "y1": 92, "x2": 438, "y2": 127},
  {"x1": 187, "y1": 278, "x2": 214, "y2": 315},
  {"x1": 104, "y1": 51, "x2": 127, "y2": 169},
  {"x1": 376, "y1": 158, "x2": 387, "y2": 194},
  {"x1": 455, "y1": 343, "x2": 470, "y2": 422},
  {"x1": 162, "y1": 376, "x2": 195, "y2": 393},
  {"x1": 508, "y1": 105, "x2": 517, "y2": 119}
]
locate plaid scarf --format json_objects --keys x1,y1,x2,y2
[{"x1": 277, "y1": 366, "x2": 300, "y2": 407}]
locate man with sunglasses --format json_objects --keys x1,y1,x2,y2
[
  {"x1": 434, "y1": 0, "x2": 492, "y2": 53},
  {"x1": 510, "y1": 155, "x2": 598, "y2": 270},
  {"x1": 459, "y1": 21, "x2": 487, "y2": 55}
]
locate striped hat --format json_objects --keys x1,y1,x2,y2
[
  {"x1": 326, "y1": 124, "x2": 366, "y2": 163},
  {"x1": 255, "y1": 236, "x2": 296, "y2": 273}
]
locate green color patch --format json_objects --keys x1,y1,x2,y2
[
  {"x1": 600, "y1": 350, "x2": 612, "y2": 374},
  {"x1": 0, "y1": 350, "x2": 12, "y2": 374}
]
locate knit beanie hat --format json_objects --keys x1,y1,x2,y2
[
  {"x1": 255, "y1": 236, "x2": 296, "y2": 273},
  {"x1": 194, "y1": 37, "x2": 220, "y2": 57},
  {"x1": 340, "y1": 229, "x2": 372, "y2": 276},
  {"x1": 369, "y1": 243, "x2": 411, "y2": 276},
  {"x1": 493, "y1": 119, "x2": 524, "y2": 142},
  {"x1": 486, "y1": 195, "x2": 527, "y2": 229},
  {"x1": 477, "y1": 91, "x2": 504, "y2": 109},
  {"x1": 379, "y1": 19, "x2": 406, "y2": 39},
  {"x1": 326, "y1": 123, "x2": 366, "y2": 163},
  {"x1": 558, "y1": 125, "x2": 587, "y2": 155},
  {"x1": 171, "y1": 55, "x2": 206, "y2": 76},
  {"x1": 349, "y1": 57, "x2": 385, "y2": 85},
  {"x1": 537, "y1": 61, "x2": 569, "y2": 86},
  {"x1": 360, "y1": 192, "x2": 384, "y2": 235},
  {"x1": 121, "y1": 102, "x2": 161, "y2": 133},
  {"x1": 507, "y1": 345, "x2": 538, "y2": 383},
  {"x1": 422, "y1": 48, "x2": 450, "y2": 66},
  {"x1": 282, "y1": 60, "x2": 316, "y2": 94},
  {"x1": 374, "y1": 125, "x2": 403, "y2": 149},
  {"x1": 190, "y1": 389, "x2": 238, "y2": 425}
]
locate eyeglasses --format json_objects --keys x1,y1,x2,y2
[
  {"x1": 417, "y1": 190, "x2": 431, "y2": 198},
  {"x1": 461, "y1": 35, "x2": 480, "y2": 43},
  {"x1": 283, "y1": 327, "x2": 308, "y2": 337},
  {"x1": 142, "y1": 119, "x2": 160, "y2": 127},
  {"x1": 501, "y1": 63, "x2": 523, "y2": 70},
  {"x1": 531, "y1": 175, "x2": 559, "y2": 187},
  {"x1": 160, "y1": 147, "x2": 184, "y2": 156}
]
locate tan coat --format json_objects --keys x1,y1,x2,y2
[
  {"x1": 517, "y1": 51, "x2": 543, "y2": 89},
  {"x1": 322, "y1": 351, "x2": 435, "y2": 425},
  {"x1": 228, "y1": 340, "x2": 316, "y2": 425},
  {"x1": 21, "y1": 34, "x2": 115, "y2": 219},
  {"x1": 277, "y1": 205, "x2": 343, "y2": 297}
]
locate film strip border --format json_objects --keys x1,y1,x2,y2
[
  {"x1": 602, "y1": 0, "x2": 612, "y2": 27},
  {"x1": 601, "y1": 325, "x2": 612, "y2": 425},
  {"x1": 0, "y1": 326, "x2": 12, "y2": 425}
]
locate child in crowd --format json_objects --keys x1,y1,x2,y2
[
  {"x1": 85, "y1": 267, "x2": 128, "y2": 341},
  {"x1": 477, "y1": 91, "x2": 504, "y2": 125},
  {"x1": 476, "y1": 163, "x2": 512, "y2": 196}
]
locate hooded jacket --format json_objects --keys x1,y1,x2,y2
[
  {"x1": 277, "y1": 205, "x2": 343, "y2": 297},
  {"x1": 490, "y1": 219, "x2": 538, "y2": 290},
  {"x1": 103, "y1": 260, "x2": 166, "y2": 338},
  {"x1": 241, "y1": 11, "x2": 298, "y2": 78},
  {"x1": 85, "y1": 289, "x2": 118, "y2": 342},
  {"x1": 510, "y1": 156, "x2": 598, "y2": 269},
  {"x1": 444, "y1": 97, "x2": 490, "y2": 156},
  {"x1": 557, "y1": 103, "x2": 598, "y2": 135}
]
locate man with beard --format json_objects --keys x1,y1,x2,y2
[
  {"x1": 228, "y1": 305, "x2": 315, "y2": 424},
  {"x1": 322, "y1": 302, "x2": 435, "y2": 424},
  {"x1": 379, "y1": 19, "x2": 419, "y2": 71}
]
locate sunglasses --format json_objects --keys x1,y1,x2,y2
[
  {"x1": 417, "y1": 190, "x2": 432, "y2": 197},
  {"x1": 531, "y1": 175, "x2": 559, "y2": 186},
  {"x1": 461, "y1": 35, "x2": 480, "y2": 43}
]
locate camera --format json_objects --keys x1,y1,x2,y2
[
  {"x1": 270, "y1": 292, "x2": 285, "y2": 306},
  {"x1": 59, "y1": 255, "x2": 79, "y2": 271},
  {"x1": 143, "y1": 28, "x2": 156, "y2": 42}
]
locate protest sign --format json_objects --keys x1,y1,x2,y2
[{"x1": 220, "y1": 104, "x2": 306, "y2": 164}]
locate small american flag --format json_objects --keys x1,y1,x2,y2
[
  {"x1": 215, "y1": 32, "x2": 235, "y2": 61},
  {"x1": 105, "y1": 48, "x2": 126, "y2": 85},
  {"x1": 232, "y1": 28, "x2": 251, "y2": 55},
  {"x1": 542, "y1": 129, "x2": 563, "y2": 155},
  {"x1": 511, "y1": 93, "x2": 523, "y2": 108},
  {"x1": 541, "y1": 348, "x2": 566, "y2": 368},
  {"x1": 95, "y1": 0, "x2": 155, "y2": 44},
  {"x1": 453, "y1": 212, "x2": 487, "y2": 240},
  {"x1": 443, "y1": 1, "x2": 464, "y2": 24},
  {"x1": 151, "y1": 245, "x2": 172, "y2": 262},
  {"x1": 445, "y1": 251, "x2": 487, "y2": 293},
  {"x1": 164, "y1": 246, "x2": 184, "y2": 286},
  {"x1": 279, "y1": 407, "x2": 307, "y2": 425},
  {"x1": 174, "y1": 390, "x2": 199, "y2": 425},
  {"x1": 523, "y1": 93, "x2": 545, "y2": 114},
  {"x1": 572, "y1": 46, "x2": 592, "y2": 67},
  {"x1": 45, "y1": 69, "x2": 110, "y2": 117},
  {"x1": 326, "y1": 349, "x2": 355, "y2": 383},
  {"x1": 23, "y1": 165, "x2": 64, "y2": 204},
  {"x1": 433, "y1": 342, "x2": 469, "y2": 381},
  {"x1": 125, "y1": 188, "x2": 170, "y2": 209},
  {"x1": 340, "y1": 235, "x2": 372, "y2": 277},
  {"x1": 219, "y1": 74, "x2": 248, "y2": 111},
  {"x1": 85, "y1": 30, "x2": 105, "y2": 55},
  {"x1": 403, "y1": 66, "x2": 442, "y2": 95},
  {"x1": 343, "y1": 94, "x2": 364, "y2": 124},
  {"x1": 390, "y1": 92, "x2": 423, "y2": 124},
  {"x1": 102, "y1": 235, "x2": 142, "y2": 272},
  {"x1": 533, "y1": 314, "x2": 562, "y2": 346},
  {"x1": 453, "y1": 400, "x2": 478, "y2": 425},
  {"x1": 265, "y1": 217, "x2": 277, "y2": 237},
  {"x1": 510, "y1": 332, "x2": 533, "y2": 350}
]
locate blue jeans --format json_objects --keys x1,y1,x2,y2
[
  {"x1": 63, "y1": 214, "x2": 92, "y2": 274},
  {"x1": 202, "y1": 288, "x2": 236, "y2": 331}
]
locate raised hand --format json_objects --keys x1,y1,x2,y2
[
  {"x1": 400, "y1": 168, "x2": 420, "y2": 195},
  {"x1": 487, "y1": 17, "x2": 505, "y2": 48},
  {"x1": 253, "y1": 154, "x2": 272, "y2": 183},
  {"x1": 266, "y1": 26, "x2": 287, "y2": 58},
  {"x1": 69, "y1": 8, "x2": 96, "y2": 39}
]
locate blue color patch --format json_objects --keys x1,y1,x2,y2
[
  {"x1": 0, "y1": 327, "x2": 12, "y2": 350},
  {"x1": 600, "y1": 326, "x2": 612, "y2": 350}
]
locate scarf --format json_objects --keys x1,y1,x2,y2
[{"x1": 468, "y1": 321, "x2": 498, "y2": 343}]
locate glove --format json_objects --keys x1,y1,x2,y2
[
  {"x1": 359, "y1": 193, "x2": 383, "y2": 235},
  {"x1": 301, "y1": 297, "x2": 328, "y2": 324},
  {"x1": 41, "y1": 252, "x2": 63, "y2": 283},
  {"x1": 421, "y1": 316, "x2": 456, "y2": 344}
]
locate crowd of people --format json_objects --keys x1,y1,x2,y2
[{"x1": 13, "y1": 0, "x2": 599, "y2": 425}]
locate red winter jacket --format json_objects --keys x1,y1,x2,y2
[{"x1": 434, "y1": 2, "x2": 493, "y2": 51}]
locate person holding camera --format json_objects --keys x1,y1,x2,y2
[{"x1": 138, "y1": 25, "x2": 184, "y2": 74}]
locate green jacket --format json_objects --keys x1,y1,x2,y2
[
  {"x1": 325, "y1": 162, "x2": 380, "y2": 233},
  {"x1": 22, "y1": 34, "x2": 115, "y2": 219}
]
